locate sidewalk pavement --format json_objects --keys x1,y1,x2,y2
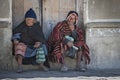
[{"x1": 0, "y1": 69, "x2": 120, "y2": 80}]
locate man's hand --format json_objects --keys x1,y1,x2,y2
[
  {"x1": 34, "y1": 42, "x2": 41, "y2": 48},
  {"x1": 67, "y1": 41, "x2": 74, "y2": 47}
]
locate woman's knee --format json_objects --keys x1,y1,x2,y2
[{"x1": 15, "y1": 54, "x2": 23, "y2": 59}]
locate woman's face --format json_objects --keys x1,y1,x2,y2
[
  {"x1": 68, "y1": 14, "x2": 76, "y2": 25},
  {"x1": 25, "y1": 18, "x2": 35, "y2": 26}
]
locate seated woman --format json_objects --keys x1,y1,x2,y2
[
  {"x1": 12, "y1": 8, "x2": 49, "y2": 73},
  {"x1": 47, "y1": 11, "x2": 90, "y2": 71}
]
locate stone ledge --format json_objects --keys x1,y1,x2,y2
[
  {"x1": 0, "y1": 21, "x2": 9, "y2": 28},
  {"x1": 85, "y1": 22, "x2": 120, "y2": 28}
]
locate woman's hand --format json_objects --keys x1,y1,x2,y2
[
  {"x1": 34, "y1": 42, "x2": 41, "y2": 48},
  {"x1": 13, "y1": 40, "x2": 19, "y2": 45}
]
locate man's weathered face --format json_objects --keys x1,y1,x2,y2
[
  {"x1": 68, "y1": 13, "x2": 76, "y2": 25},
  {"x1": 25, "y1": 18, "x2": 35, "y2": 26}
]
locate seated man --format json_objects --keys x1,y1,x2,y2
[
  {"x1": 12, "y1": 8, "x2": 48, "y2": 73},
  {"x1": 47, "y1": 11, "x2": 90, "y2": 71}
]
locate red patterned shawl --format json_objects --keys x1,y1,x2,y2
[{"x1": 47, "y1": 21, "x2": 90, "y2": 64}]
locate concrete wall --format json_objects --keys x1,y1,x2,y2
[
  {"x1": 84, "y1": 0, "x2": 120, "y2": 69},
  {"x1": 12, "y1": 0, "x2": 24, "y2": 28},
  {"x1": 84, "y1": 0, "x2": 120, "y2": 23},
  {"x1": 0, "y1": 0, "x2": 12, "y2": 70}
]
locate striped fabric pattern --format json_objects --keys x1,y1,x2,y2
[{"x1": 48, "y1": 21, "x2": 90, "y2": 64}]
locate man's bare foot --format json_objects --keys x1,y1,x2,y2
[{"x1": 61, "y1": 65, "x2": 68, "y2": 72}]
